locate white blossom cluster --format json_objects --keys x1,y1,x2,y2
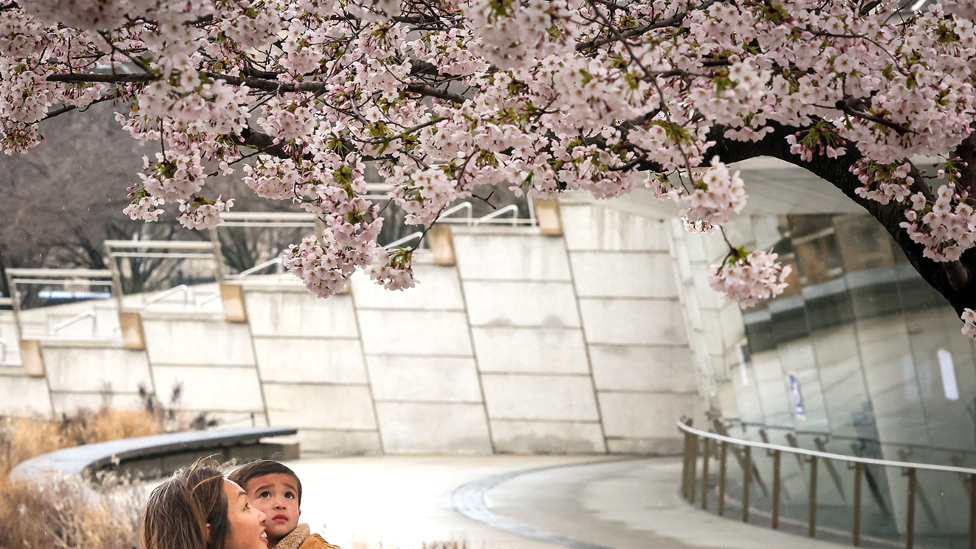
[
  {"x1": 708, "y1": 250, "x2": 793, "y2": 310},
  {"x1": 6, "y1": 0, "x2": 976, "y2": 332}
]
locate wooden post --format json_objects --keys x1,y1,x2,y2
[
  {"x1": 905, "y1": 468, "x2": 917, "y2": 549},
  {"x1": 701, "y1": 438, "x2": 710, "y2": 510},
  {"x1": 682, "y1": 432, "x2": 691, "y2": 500},
  {"x1": 771, "y1": 450, "x2": 781, "y2": 529},
  {"x1": 969, "y1": 473, "x2": 976, "y2": 549},
  {"x1": 807, "y1": 455, "x2": 818, "y2": 537},
  {"x1": 853, "y1": 463, "x2": 863, "y2": 546},
  {"x1": 718, "y1": 441, "x2": 728, "y2": 516},
  {"x1": 688, "y1": 432, "x2": 699, "y2": 504},
  {"x1": 743, "y1": 446, "x2": 751, "y2": 523}
]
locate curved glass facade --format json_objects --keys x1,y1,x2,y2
[{"x1": 677, "y1": 213, "x2": 976, "y2": 548}]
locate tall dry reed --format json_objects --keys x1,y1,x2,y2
[{"x1": 0, "y1": 407, "x2": 162, "y2": 549}]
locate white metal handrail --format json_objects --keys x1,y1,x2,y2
[
  {"x1": 110, "y1": 252, "x2": 213, "y2": 259},
  {"x1": 11, "y1": 279, "x2": 114, "y2": 286},
  {"x1": 144, "y1": 285, "x2": 190, "y2": 306},
  {"x1": 678, "y1": 420, "x2": 976, "y2": 475},
  {"x1": 5, "y1": 268, "x2": 113, "y2": 278},
  {"x1": 475, "y1": 204, "x2": 520, "y2": 226},
  {"x1": 200, "y1": 291, "x2": 222, "y2": 305},
  {"x1": 52, "y1": 310, "x2": 96, "y2": 334},
  {"x1": 383, "y1": 232, "x2": 424, "y2": 249},
  {"x1": 438, "y1": 202, "x2": 473, "y2": 224},
  {"x1": 104, "y1": 240, "x2": 213, "y2": 251},
  {"x1": 678, "y1": 419, "x2": 976, "y2": 548},
  {"x1": 236, "y1": 257, "x2": 283, "y2": 278}
]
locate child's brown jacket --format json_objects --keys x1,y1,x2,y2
[{"x1": 274, "y1": 524, "x2": 342, "y2": 549}]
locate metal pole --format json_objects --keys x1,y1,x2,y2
[
  {"x1": 905, "y1": 468, "x2": 916, "y2": 549},
  {"x1": 969, "y1": 473, "x2": 976, "y2": 549},
  {"x1": 682, "y1": 430, "x2": 692, "y2": 500},
  {"x1": 771, "y1": 449, "x2": 781, "y2": 529},
  {"x1": 701, "y1": 438, "x2": 710, "y2": 510},
  {"x1": 689, "y1": 432, "x2": 699, "y2": 504},
  {"x1": 808, "y1": 455, "x2": 818, "y2": 537},
  {"x1": 853, "y1": 463, "x2": 863, "y2": 546},
  {"x1": 718, "y1": 440, "x2": 728, "y2": 516},
  {"x1": 743, "y1": 445, "x2": 751, "y2": 523}
]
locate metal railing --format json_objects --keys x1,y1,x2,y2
[
  {"x1": 5, "y1": 269, "x2": 116, "y2": 340},
  {"x1": 678, "y1": 419, "x2": 976, "y2": 549},
  {"x1": 52, "y1": 310, "x2": 96, "y2": 334}
]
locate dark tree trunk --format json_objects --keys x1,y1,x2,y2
[{"x1": 658, "y1": 122, "x2": 976, "y2": 316}]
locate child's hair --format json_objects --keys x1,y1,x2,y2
[{"x1": 227, "y1": 460, "x2": 303, "y2": 504}]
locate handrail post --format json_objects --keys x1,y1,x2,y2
[
  {"x1": 904, "y1": 468, "x2": 916, "y2": 549},
  {"x1": 769, "y1": 449, "x2": 781, "y2": 529},
  {"x1": 742, "y1": 445, "x2": 751, "y2": 523},
  {"x1": 701, "y1": 438, "x2": 710, "y2": 509},
  {"x1": 807, "y1": 455, "x2": 818, "y2": 537},
  {"x1": 682, "y1": 420, "x2": 693, "y2": 500},
  {"x1": 688, "y1": 431, "x2": 699, "y2": 504},
  {"x1": 718, "y1": 440, "x2": 728, "y2": 516},
  {"x1": 969, "y1": 473, "x2": 976, "y2": 549},
  {"x1": 852, "y1": 462, "x2": 863, "y2": 546}
]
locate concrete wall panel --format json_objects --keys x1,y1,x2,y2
[
  {"x1": 351, "y1": 266, "x2": 464, "y2": 310},
  {"x1": 42, "y1": 345, "x2": 152, "y2": 393},
  {"x1": 454, "y1": 233, "x2": 571, "y2": 281},
  {"x1": 560, "y1": 204, "x2": 670, "y2": 252},
  {"x1": 0, "y1": 374, "x2": 50, "y2": 416},
  {"x1": 254, "y1": 338, "x2": 367, "y2": 384},
  {"x1": 245, "y1": 291, "x2": 359, "y2": 338},
  {"x1": 144, "y1": 319, "x2": 255, "y2": 366},
  {"x1": 375, "y1": 402, "x2": 492, "y2": 453},
  {"x1": 263, "y1": 383, "x2": 377, "y2": 430},
  {"x1": 288, "y1": 429, "x2": 382, "y2": 455},
  {"x1": 358, "y1": 310, "x2": 472, "y2": 356},
  {"x1": 51, "y1": 392, "x2": 145, "y2": 415},
  {"x1": 598, "y1": 392, "x2": 699, "y2": 439},
  {"x1": 579, "y1": 299, "x2": 687, "y2": 346},
  {"x1": 589, "y1": 346, "x2": 696, "y2": 392},
  {"x1": 570, "y1": 252, "x2": 678, "y2": 298},
  {"x1": 464, "y1": 282, "x2": 579, "y2": 328},
  {"x1": 472, "y1": 327, "x2": 588, "y2": 374},
  {"x1": 481, "y1": 374, "x2": 599, "y2": 421},
  {"x1": 606, "y1": 437, "x2": 684, "y2": 454},
  {"x1": 152, "y1": 365, "x2": 264, "y2": 412},
  {"x1": 489, "y1": 420, "x2": 605, "y2": 453},
  {"x1": 367, "y1": 356, "x2": 482, "y2": 402}
]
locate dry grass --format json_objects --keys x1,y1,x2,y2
[
  {"x1": 0, "y1": 407, "x2": 163, "y2": 476},
  {"x1": 0, "y1": 407, "x2": 161, "y2": 549},
  {"x1": 0, "y1": 473, "x2": 143, "y2": 549}
]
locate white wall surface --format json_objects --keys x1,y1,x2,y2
[{"x1": 0, "y1": 201, "x2": 703, "y2": 455}]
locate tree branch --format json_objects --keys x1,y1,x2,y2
[
  {"x1": 47, "y1": 72, "x2": 468, "y2": 103},
  {"x1": 656, "y1": 121, "x2": 976, "y2": 315}
]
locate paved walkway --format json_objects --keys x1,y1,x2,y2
[{"x1": 286, "y1": 455, "x2": 847, "y2": 549}]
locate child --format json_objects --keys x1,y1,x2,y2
[{"x1": 228, "y1": 460, "x2": 341, "y2": 549}]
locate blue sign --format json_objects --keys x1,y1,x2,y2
[{"x1": 789, "y1": 374, "x2": 805, "y2": 418}]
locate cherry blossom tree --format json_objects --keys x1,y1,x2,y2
[{"x1": 5, "y1": 0, "x2": 976, "y2": 334}]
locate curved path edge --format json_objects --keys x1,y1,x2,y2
[{"x1": 450, "y1": 457, "x2": 640, "y2": 549}]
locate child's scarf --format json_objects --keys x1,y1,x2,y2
[{"x1": 274, "y1": 523, "x2": 310, "y2": 549}]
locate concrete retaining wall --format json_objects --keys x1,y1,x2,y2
[{"x1": 0, "y1": 201, "x2": 704, "y2": 455}]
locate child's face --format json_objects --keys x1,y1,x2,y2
[{"x1": 245, "y1": 473, "x2": 301, "y2": 543}]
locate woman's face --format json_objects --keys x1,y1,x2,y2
[{"x1": 222, "y1": 479, "x2": 268, "y2": 549}]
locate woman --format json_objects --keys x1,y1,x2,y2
[{"x1": 141, "y1": 461, "x2": 269, "y2": 549}]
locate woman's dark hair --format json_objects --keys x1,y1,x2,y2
[
  {"x1": 227, "y1": 460, "x2": 302, "y2": 504},
  {"x1": 141, "y1": 460, "x2": 231, "y2": 549}
]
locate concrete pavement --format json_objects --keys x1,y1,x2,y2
[{"x1": 285, "y1": 455, "x2": 848, "y2": 549}]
